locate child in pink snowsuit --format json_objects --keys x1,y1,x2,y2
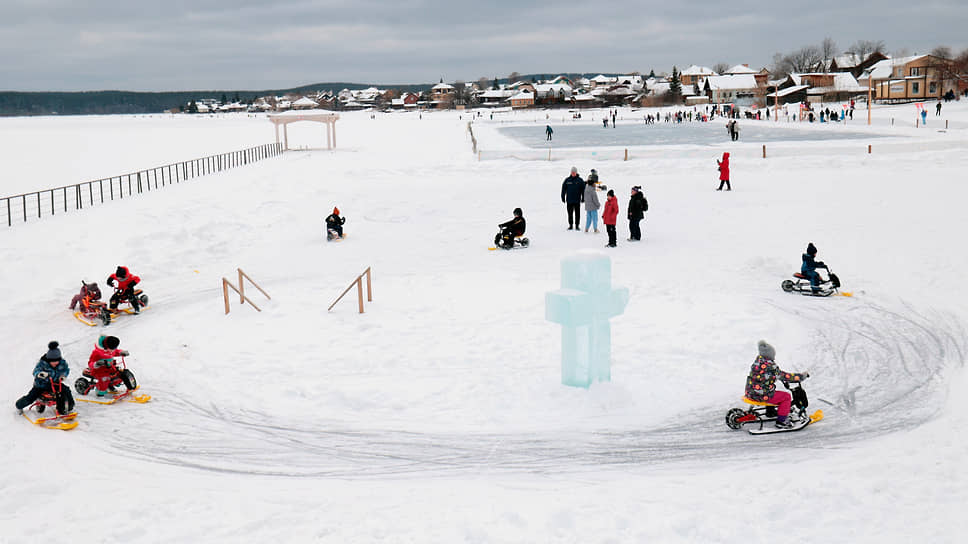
[{"x1": 745, "y1": 340, "x2": 808, "y2": 428}]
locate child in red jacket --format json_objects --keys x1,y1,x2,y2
[
  {"x1": 717, "y1": 152, "x2": 731, "y2": 191},
  {"x1": 107, "y1": 265, "x2": 142, "y2": 313},
  {"x1": 87, "y1": 335, "x2": 128, "y2": 397},
  {"x1": 602, "y1": 189, "x2": 619, "y2": 248}
]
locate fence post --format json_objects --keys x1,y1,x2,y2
[
  {"x1": 624, "y1": 148, "x2": 628, "y2": 161},
  {"x1": 868, "y1": 144, "x2": 872, "y2": 154},
  {"x1": 762, "y1": 145, "x2": 766, "y2": 158}
]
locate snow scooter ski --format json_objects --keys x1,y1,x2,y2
[
  {"x1": 781, "y1": 267, "x2": 844, "y2": 297},
  {"x1": 489, "y1": 232, "x2": 530, "y2": 251},
  {"x1": 725, "y1": 381, "x2": 823, "y2": 435},
  {"x1": 20, "y1": 378, "x2": 78, "y2": 431},
  {"x1": 327, "y1": 228, "x2": 347, "y2": 242}
]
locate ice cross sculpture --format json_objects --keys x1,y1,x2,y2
[{"x1": 545, "y1": 252, "x2": 629, "y2": 388}]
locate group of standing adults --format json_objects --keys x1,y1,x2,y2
[{"x1": 561, "y1": 167, "x2": 648, "y2": 248}]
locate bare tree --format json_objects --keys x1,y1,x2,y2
[
  {"x1": 821, "y1": 37, "x2": 838, "y2": 71},
  {"x1": 931, "y1": 46, "x2": 953, "y2": 59},
  {"x1": 508, "y1": 71, "x2": 521, "y2": 84},
  {"x1": 769, "y1": 53, "x2": 789, "y2": 78},
  {"x1": 848, "y1": 39, "x2": 887, "y2": 60},
  {"x1": 955, "y1": 48, "x2": 968, "y2": 73},
  {"x1": 477, "y1": 77, "x2": 490, "y2": 91},
  {"x1": 712, "y1": 62, "x2": 730, "y2": 75},
  {"x1": 782, "y1": 45, "x2": 823, "y2": 73}
]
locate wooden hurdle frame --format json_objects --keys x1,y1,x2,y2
[
  {"x1": 222, "y1": 268, "x2": 271, "y2": 314},
  {"x1": 328, "y1": 267, "x2": 373, "y2": 314}
]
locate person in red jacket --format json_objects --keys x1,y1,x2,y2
[
  {"x1": 87, "y1": 335, "x2": 129, "y2": 397},
  {"x1": 716, "y1": 152, "x2": 731, "y2": 191},
  {"x1": 602, "y1": 189, "x2": 619, "y2": 248},
  {"x1": 107, "y1": 265, "x2": 141, "y2": 313}
]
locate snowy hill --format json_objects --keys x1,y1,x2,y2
[{"x1": 1, "y1": 102, "x2": 966, "y2": 542}]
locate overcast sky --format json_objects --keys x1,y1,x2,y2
[{"x1": 2, "y1": 0, "x2": 965, "y2": 92}]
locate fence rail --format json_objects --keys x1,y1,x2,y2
[{"x1": 2, "y1": 142, "x2": 283, "y2": 227}]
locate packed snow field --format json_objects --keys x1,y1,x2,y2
[{"x1": 1, "y1": 102, "x2": 966, "y2": 542}]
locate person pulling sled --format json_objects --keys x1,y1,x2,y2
[
  {"x1": 326, "y1": 207, "x2": 346, "y2": 241},
  {"x1": 494, "y1": 208, "x2": 528, "y2": 250}
]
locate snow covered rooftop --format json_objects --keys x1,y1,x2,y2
[
  {"x1": 682, "y1": 65, "x2": 717, "y2": 76},
  {"x1": 724, "y1": 64, "x2": 757, "y2": 75},
  {"x1": 773, "y1": 85, "x2": 810, "y2": 97},
  {"x1": 706, "y1": 74, "x2": 759, "y2": 90},
  {"x1": 863, "y1": 55, "x2": 930, "y2": 79}
]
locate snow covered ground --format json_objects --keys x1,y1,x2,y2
[{"x1": 1, "y1": 101, "x2": 966, "y2": 542}]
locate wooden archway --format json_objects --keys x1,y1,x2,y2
[{"x1": 267, "y1": 109, "x2": 341, "y2": 150}]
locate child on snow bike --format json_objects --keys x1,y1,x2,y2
[
  {"x1": 495, "y1": 208, "x2": 527, "y2": 249},
  {"x1": 15, "y1": 341, "x2": 75, "y2": 416},
  {"x1": 107, "y1": 265, "x2": 142, "y2": 313},
  {"x1": 745, "y1": 340, "x2": 808, "y2": 429},
  {"x1": 69, "y1": 281, "x2": 102, "y2": 312},
  {"x1": 326, "y1": 207, "x2": 346, "y2": 240},
  {"x1": 85, "y1": 335, "x2": 131, "y2": 397},
  {"x1": 801, "y1": 243, "x2": 827, "y2": 294}
]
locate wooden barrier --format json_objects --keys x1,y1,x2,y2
[
  {"x1": 222, "y1": 268, "x2": 271, "y2": 314},
  {"x1": 328, "y1": 267, "x2": 373, "y2": 314}
]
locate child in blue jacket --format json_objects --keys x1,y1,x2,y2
[{"x1": 15, "y1": 341, "x2": 75, "y2": 416}]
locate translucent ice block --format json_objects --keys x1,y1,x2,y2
[{"x1": 545, "y1": 252, "x2": 629, "y2": 388}]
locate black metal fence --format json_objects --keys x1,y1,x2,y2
[{"x1": 2, "y1": 142, "x2": 283, "y2": 227}]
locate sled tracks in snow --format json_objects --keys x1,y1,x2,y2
[{"x1": 95, "y1": 297, "x2": 965, "y2": 479}]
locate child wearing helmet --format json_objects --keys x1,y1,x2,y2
[
  {"x1": 15, "y1": 341, "x2": 74, "y2": 415},
  {"x1": 325, "y1": 207, "x2": 346, "y2": 240},
  {"x1": 801, "y1": 243, "x2": 827, "y2": 294},
  {"x1": 87, "y1": 335, "x2": 129, "y2": 397},
  {"x1": 107, "y1": 265, "x2": 142, "y2": 313},
  {"x1": 495, "y1": 208, "x2": 526, "y2": 249}
]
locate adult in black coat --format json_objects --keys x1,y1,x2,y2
[
  {"x1": 627, "y1": 186, "x2": 648, "y2": 241},
  {"x1": 561, "y1": 167, "x2": 585, "y2": 230}
]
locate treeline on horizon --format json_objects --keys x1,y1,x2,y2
[
  {"x1": 0, "y1": 72, "x2": 622, "y2": 116},
  {"x1": 0, "y1": 82, "x2": 433, "y2": 116}
]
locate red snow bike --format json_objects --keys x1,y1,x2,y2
[
  {"x1": 74, "y1": 356, "x2": 150, "y2": 404},
  {"x1": 20, "y1": 378, "x2": 78, "y2": 430}
]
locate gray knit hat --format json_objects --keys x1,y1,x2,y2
[
  {"x1": 757, "y1": 340, "x2": 775, "y2": 360},
  {"x1": 44, "y1": 341, "x2": 62, "y2": 362}
]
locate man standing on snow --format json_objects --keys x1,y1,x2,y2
[{"x1": 561, "y1": 167, "x2": 585, "y2": 231}]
